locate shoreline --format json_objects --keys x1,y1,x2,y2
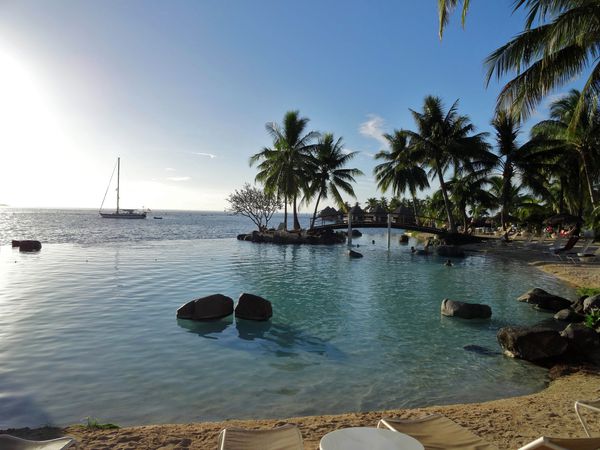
[{"x1": 6, "y1": 369, "x2": 599, "y2": 449}]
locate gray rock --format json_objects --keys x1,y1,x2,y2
[
  {"x1": 497, "y1": 326, "x2": 568, "y2": 362},
  {"x1": 583, "y1": 294, "x2": 600, "y2": 313},
  {"x1": 561, "y1": 323, "x2": 599, "y2": 351},
  {"x1": 517, "y1": 288, "x2": 573, "y2": 312},
  {"x1": 554, "y1": 309, "x2": 584, "y2": 322},
  {"x1": 441, "y1": 299, "x2": 492, "y2": 319},
  {"x1": 235, "y1": 293, "x2": 272, "y2": 321},
  {"x1": 176, "y1": 294, "x2": 234, "y2": 320}
]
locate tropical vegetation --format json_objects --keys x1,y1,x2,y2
[{"x1": 242, "y1": 3, "x2": 600, "y2": 235}]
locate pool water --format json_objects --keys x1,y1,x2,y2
[{"x1": 0, "y1": 230, "x2": 573, "y2": 428}]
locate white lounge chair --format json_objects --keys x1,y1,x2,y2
[
  {"x1": 0, "y1": 435, "x2": 75, "y2": 450},
  {"x1": 218, "y1": 424, "x2": 304, "y2": 450},
  {"x1": 576, "y1": 399, "x2": 600, "y2": 437},
  {"x1": 518, "y1": 436, "x2": 600, "y2": 450},
  {"x1": 378, "y1": 414, "x2": 498, "y2": 450}
]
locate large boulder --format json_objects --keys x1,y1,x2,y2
[
  {"x1": 554, "y1": 309, "x2": 584, "y2": 323},
  {"x1": 441, "y1": 299, "x2": 492, "y2": 319},
  {"x1": 176, "y1": 294, "x2": 234, "y2": 320},
  {"x1": 561, "y1": 323, "x2": 599, "y2": 351},
  {"x1": 583, "y1": 294, "x2": 600, "y2": 313},
  {"x1": 517, "y1": 288, "x2": 572, "y2": 312},
  {"x1": 235, "y1": 293, "x2": 272, "y2": 321},
  {"x1": 436, "y1": 245, "x2": 465, "y2": 258},
  {"x1": 497, "y1": 326, "x2": 568, "y2": 362}
]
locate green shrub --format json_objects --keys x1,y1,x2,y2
[
  {"x1": 81, "y1": 417, "x2": 119, "y2": 429},
  {"x1": 576, "y1": 287, "x2": 600, "y2": 298},
  {"x1": 585, "y1": 308, "x2": 600, "y2": 329}
]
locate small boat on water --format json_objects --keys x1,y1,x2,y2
[
  {"x1": 99, "y1": 157, "x2": 147, "y2": 219},
  {"x1": 153, "y1": 216, "x2": 163, "y2": 220}
]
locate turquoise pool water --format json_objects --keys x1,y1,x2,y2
[{"x1": 0, "y1": 230, "x2": 573, "y2": 428}]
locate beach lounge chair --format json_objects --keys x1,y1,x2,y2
[
  {"x1": 377, "y1": 414, "x2": 498, "y2": 450},
  {"x1": 217, "y1": 424, "x2": 304, "y2": 450},
  {"x1": 576, "y1": 399, "x2": 600, "y2": 437},
  {"x1": 518, "y1": 436, "x2": 600, "y2": 450},
  {"x1": 0, "y1": 435, "x2": 75, "y2": 450}
]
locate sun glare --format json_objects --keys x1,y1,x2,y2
[{"x1": 0, "y1": 44, "x2": 84, "y2": 207}]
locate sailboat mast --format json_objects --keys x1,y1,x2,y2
[{"x1": 116, "y1": 157, "x2": 120, "y2": 214}]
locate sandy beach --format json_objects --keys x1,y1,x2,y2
[{"x1": 5, "y1": 239, "x2": 600, "y2": 449}]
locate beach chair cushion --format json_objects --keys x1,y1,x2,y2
[
  {"x1": 378, "y1": 414, "x2": 498, "y2": 450},
  {"x1": 218, "y1": 424, "x2": 304, "y2": 450},
  {"x1": 0, "y1": 435, "x2": 75, "y2": 450},
  {"x1": 518, "y1": 436, "x2": 600, "y2": 450}
]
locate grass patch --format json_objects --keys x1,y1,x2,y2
[
  {"x1": 77, "y1": 417, "x2": 120, "y2": 430},
  {"x1": 576, "y1": 287, "x2": 600, "y2": 298}
]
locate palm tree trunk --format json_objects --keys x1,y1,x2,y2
[
  {"x1": 410, "y1": 191, "x2": 420, "y2": 225},
  {"x1": 500, "y1": 162, "x2": 513, "y2": 231},
  {"x1": 579, "y1": 149, "x2": 596, "y2": 208},
  {"x1": 283, "y1": 194, "x2": 288, "y2": 231},
  {"x1": 310, "y1": 191, "x2": 323, "y2": 229},
  {"x1": 436, "y1": 163, "x2": 456, "y2": 232},
  {"x1": 293, "y1": 194, "x2": 301, "y2": 230}
]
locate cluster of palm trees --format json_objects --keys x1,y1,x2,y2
[
  {"x1": 374, "y1": 90, "x2": 600, "y2": 233},
  {"x1": 250, "y1": 111, "x2": 363, "y2": 231},
  {"x1": 250, "y1": 1, "x2": 600, "y2": 234}
]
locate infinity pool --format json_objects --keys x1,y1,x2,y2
[{"x1": 0, "y1": 233, "x2": 573, "y2": 428}]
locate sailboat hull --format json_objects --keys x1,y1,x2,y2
[{"x1": 100, "y1": 212, "x2": 147, "y2": 219}]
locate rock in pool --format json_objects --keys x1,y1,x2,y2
[
  {"x1": 497, "y1": 326, "x2": 568, "y2": 363},
  {"x1": 13, "y1": 240, "x2": 42, "y2": 252},
  {"x1": 441, "y1": 298, "x2": 491, "y2": 319},
  {"x1": 235, "y1": 293, "x2": 272, "y2": 321},
  {"x1": 176, "y1": 294, "x2": 234, "y2": 320},
  {"x1": 517, "y1": 288, "x2": 572, "y2": 313},
  {"x1": 348, "y1": 249, "x2": 363, "y2": 258}
]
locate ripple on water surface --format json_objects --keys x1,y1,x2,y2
[{"x1": 0, "y1": 233, "x2": 574, "y2": 428}]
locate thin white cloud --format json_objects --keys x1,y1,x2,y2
[
  {"x1": 165, "y1": 167, "x2": 177, "y2": 172},
  {"x1": 166, "y1": 176, "x2": 191, "y2": 182},
  {"x1": 191, "y1": 152, "x2": 217, "y2": 159},
  {"x1": 359, "y1": 114, "x2": 387, "y2": 145},
  {"x1": 363, "y1": 152, "x2": 376, "y2": 158}
]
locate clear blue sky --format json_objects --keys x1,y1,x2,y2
[{"x1": 0, "y1": 1, "x2": 578, "y2": 210}]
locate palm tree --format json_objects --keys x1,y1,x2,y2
[
  {"x1": 486, "y1": 1, "x2": 600, "y2": 126},
  {"x1": 531, "y1": 90, "x2": 600, "y2": 210},
  {"x1": 491, "y1": 110, "x2": 559, "y2": 230},
  {"x1": 250, "y1": 110, "x2": 319, "y2": 230},
  {"x1": 365, "y1": 197, "x2": 379, "y2": 211},
  {"x1": 447, "y1": 173, "x2": 495, "y2": 232},
  {"x1": 402, "y1": 96, "x2": 490, "y2": 232},
  {"x1": 374, "y1": 130, "x2": 430, "y2": 223},
  {"x1": 306, "y1": 133, "x2": 363, "y2": 229},
  {"x1": 438, "y1": 0, "x2": 470, "y2": 38}
]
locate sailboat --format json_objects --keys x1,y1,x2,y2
[{"x1": 99, "y1": 157, "x2": 147, "y2": 219}]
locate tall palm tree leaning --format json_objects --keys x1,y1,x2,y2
[
  {"x1": 491, "y1": 110, "x2": 558, "y2": 230},
  {"x1": 402, "y1": 96, "x2": 490, "y2": 233},
  {"x1": 306, "y1": 133, "x2": 363, "y2": 229},
  {"x1": 374, "y1": 130, "x2": 429, "y2": 225},
  {"x1": 486, "y1": 1, "x2": 600, "y2": 127},
  {"x1": 250, "y1": 110, "x2": 318, "y2": 230}
]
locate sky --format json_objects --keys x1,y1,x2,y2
[{"x1": 0, "y1": 1, "x2": 582, "y2": 211}]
